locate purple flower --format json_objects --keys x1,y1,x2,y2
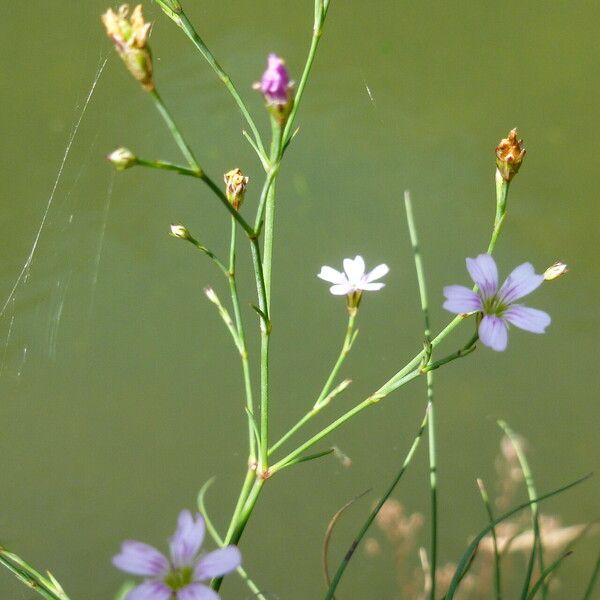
[
  {"x1": 113, "y1": 511, "x2": 241, "y2": 600},
  {"x1": 443, "y1": 253, "x2": 551, "y2": 352},
  {"x1": 255, "y1": 54, "x2": 292, "y2": 105}
]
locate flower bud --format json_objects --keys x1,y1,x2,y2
[
  {"x1": 224, "y1": 168, "x2": 249, "y2": 210},
  {"x1": 169, "y1": 223, "x2": 192, "y2": 241},
  {"x1": 102, "y1": 5, "x2": 154, "y2": 92},
  {"x1": 107, "y1": 147, "x2": 137, "y2": 170},
  {"x1": 544, "y1": 261, "x2": 568, "y2": 281},
  {"x1": 253, "y1": 54, "x2": 294, "y2": 125},
  {"x1": 495, "y1": 128, "x2": 526, "y2": 182}
]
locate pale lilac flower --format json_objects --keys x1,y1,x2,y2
[
  {"x1": 318, "y1": 256, "x2": 389, "y2": 296},
  {"x1": 443, "y1": 253, "x2": 551, "y2": 352},
  {"x1": 255, "y1": 53, "x2": 292, "y2": 105},
  {"x1": 113, "y1": 511, "x2": 241, "y2": 600}
]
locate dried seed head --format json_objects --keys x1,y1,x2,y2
[
  {"x1": 102, "y1": 4, "x2": 154, "y2": 91},
  {"x1": 496, "y1": 128, "x2": 526, "y2": 182},
  {"x1": 224, "y1": 168, "x2": 249, "y2": 210}
]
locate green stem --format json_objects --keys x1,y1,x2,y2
[
  {"x1": 281, "y1": 0, "x2": 327, "y2": 152},
  {"x1": 136, "y1": 158, "x2": 201, "y2": 177},
  {"x1": 498, "y1": 421, "x2": 547, "y2": 600},
  {"x1": 324, "y1": 404, "x2": 430, "y2": 600},
  {"x1": 150, "y1": 89, "x2": 201, "y2": 173},
  {"x1": 270, "y1": 311, "x2": 357, "y2": 455},
  {"x1": 158, "y1": 6, "x2": 267, "y2": 161},
  {"x1": 228, "y1": 216, "x2": 256, "y2": 461},
  {"x1": 403, "y1": 190, "x2": 437, "y2": 599},
  {"x1": 477, "y1": 478, "x2": 502, "y2": 600},
  {"x1": 583, "y1": 550, "x2": 600, "y2": 600},
  {"x1": 272, "y1": 333, "x2": 478, "y2": 475},
  {"x1": 149, "y1": 91, "x2": 255, "y2": 236}
]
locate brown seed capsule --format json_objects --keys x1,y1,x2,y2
[
  {"x1": 224, "y1": 168, "x2": 249, "y2": 210},
  {"x1": 496, "y1": 128, "x2": 526, "y2": 182},
  {"x1": 102, "y1": 5, "x2": 154, "y2": 92}
]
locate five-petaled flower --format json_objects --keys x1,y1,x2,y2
[
  {"x1": 113, "y1": 510, "x2": 241, "y2": 600},
  {"x1": 318, "y1": 256, "x2": 389, "y2": 310},
  {"x1": 443, "y1": 253, "x2": 551, "y2": 352}
]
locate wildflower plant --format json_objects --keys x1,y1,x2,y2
[{"x1": 2, "y1": 2, "x2": 596, "y2": 600}]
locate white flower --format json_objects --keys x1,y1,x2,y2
[{"x1": 318, "y1": 255, "x2": 389, "y2": 296}]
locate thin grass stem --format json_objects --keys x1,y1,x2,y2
[
  {"x1": 477, "y1": 478, "x2": 502, "y2": 599},
  {"x1": 324, "y1": 405, "x2": 430, "y2": 600},
  {"x1": 404, "y1": 190, "x2": 437, "y2": 599}
]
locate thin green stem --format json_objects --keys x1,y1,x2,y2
[
  {"x1": 445, "y1": 474, "x2": 590, "y2": 599},
  {"x1": 583, "y1": 550, "x2": 600, "y2": 600},
  {"x1": 150, "y1": 91, "x2": 255, "y2": 236},
  {"x1": 403, "y1": 190, "x2": 437, "y2": 599},
  {"x1": 324, "y1": 404, "x2": 429, "y2": 600},
  {"x1": 282, "y1": 0, "x2": 327, "y2": 152},
  {"x1": 272, "y1": 334, "x2": 477, "y2": 475},
  {"x1": 156, "y1": 5, "x2": 267, "y2": 161},
  {"x1": 228, "y1": 216, "x2": 256, "y2": 461},
  {"x1": 498, "y1": 421, "x2": 547, "y2": 600},
  {"x1": 136, "y1": 158, "x2": 201, "y2": 177},
  {"x1": 270, "y1": 312, "x2": 357, "y2": 455},
  {"x1": 150, "y1": 89, "x2": 201, "y2": 173},
  {"x1": 477, "y1": 478, "x2": 502, "y2": 600}
]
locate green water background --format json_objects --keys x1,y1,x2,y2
[{"x1": 0, "y1": 1, "x2": 598, "y2": 598}]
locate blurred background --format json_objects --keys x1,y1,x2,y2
[{"x1": 0, "y1": 1, "x2": 598, "y2": 598}]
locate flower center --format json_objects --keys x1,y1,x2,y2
[
  {"x1": 482, "y1": 295, "x2": 507, "y2": 316},
  {"x1": 164, "y1": 566, "x2": 193, "y2": 590}
]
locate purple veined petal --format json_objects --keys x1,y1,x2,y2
[
  {"x1": 442, "y1": 285, "x2": 483, "y2": 314},
  {"x1": 194, "y1": 546, "x2": 241, "y2": 581},
  {"x1": 478, "y1": 315, "x2": 508, "y2": 352},
  {"x1": 360, "y1": 282, "x2": 385, "y2": 291},
  {"x1": 125, "y1": 580, "x2": 172, "y2": 600},
  {"x1": 169, "y1": 511, "x2": 206, "y2": 568},
  {"x1": 504, "y1": 304, "x2": 551, "y2": 334},
  {"x1": 177, "y1": 583, "x2": 220, "y2": 600},
  {"x1": 343, "y1": 256, "x2": 365, "y2": 285},
  {"x1": 364, "y1": 263, "x2": 389, "y2": 283},
  {"x1": 317, "y1": 266, "x2": 346, "y2": 284},
  {"x1": 497, "y1": 262, "x2": 544, "y2": 304},
  {"x1": 113, "y1": 541, "x2": 169, "y2": 577},
  {"x1": 329, "y1": 283, "x2": 353, "y2": 295},
  {"x1": 466, "y1": 254, "x2": 498, "y2": 299}
]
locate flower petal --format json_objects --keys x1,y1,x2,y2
[
  {"x1": 466, "y1": 254, "x2": 498, "y2": 299},
  {"x1": 443, "y1": 285, "x2": 483, "y2": 314},
  {"x1": 478, "y1": 315, "x2": 508, "y2": 351},
  {"x1": 113, "y1": 541, "x2": 169, "y2": 577},
  {"x1": 194, "y1": 546, "x2": 241, "y2": 581},
  {"x1": 497, "y1": 262, "x2": 544, "y2": 303},
  {"x1": 329, "y1": 283, "x2": 352, "y2": 296},
  {"x1": 169, "y1": 511, "x2": 206, "y2": 568},
  {"x1": 364, "y1": 263, "x2": 389, "y2": 283},
  {"x1": 125, "y1": 581, "x2": 171, "y2": 600},
  {"x1": 177, "y1": 584, "x2": 220, "y2": 600},
  {"x1": 360, "y1": 282, "x2": 385, "y2": 291},
  {"x1": 504, "y1": 305, "x2": 551, "y2": 334},
  {"x1": 343, "y1": 256, "x2": 365, "y2": 285},
  {"x1": 317, "y1": 266, "x2": 346, "y2": 285}
]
